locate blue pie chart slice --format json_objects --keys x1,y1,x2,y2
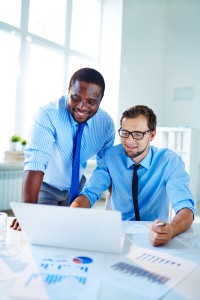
[{"x1": 72, "y1": 256, "x2": 93, "y2": 264}]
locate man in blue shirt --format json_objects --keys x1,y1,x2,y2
[
  {"x1": 72, "y1": 105, "x2": 195, "y2": 246},
  {"x1": 11, "y1": 68, "x2": 115, "y2": 230}
]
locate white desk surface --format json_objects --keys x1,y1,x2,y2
[{"x1": 1, "y1": 218, "x2": 200, "y2": 300}]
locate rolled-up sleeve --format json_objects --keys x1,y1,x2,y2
[
  {"x1": 166, "y1": 157, "x2": 195, "y2": 216},
  {"x1": 24, "y1": 107, "x2": 56, "y2": 172}
]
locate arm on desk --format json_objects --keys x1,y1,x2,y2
[{"x1": 148, "y1": 208, "x2": 193, "y2": 247}]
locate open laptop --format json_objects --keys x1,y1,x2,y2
[{"x1": 11, "y1": 202, "x2": 124, "y2": 254}]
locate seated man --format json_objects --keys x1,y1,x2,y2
[{"x1": 72, "y1": 105, "x2": 195, "y2": 247}]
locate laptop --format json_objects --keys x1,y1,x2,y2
[{"x1": 11, "y1": 202, "x2": 124, "y2": 254}]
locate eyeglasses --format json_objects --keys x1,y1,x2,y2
[{"x1": 118, "y1": 128, "x2": 151, "y2": 140}]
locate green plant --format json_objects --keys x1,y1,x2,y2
[
  {"x1": 21, "y1": 139, "x2": 27, "y2": 146},
  {"x1": 11, "y1": 134, "x2": 21, "y2": 142}
]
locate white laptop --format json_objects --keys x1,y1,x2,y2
[{"x1": 11, "y1": 202, "x2": 124, "y2": 254}]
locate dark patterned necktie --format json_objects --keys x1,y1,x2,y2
[
  {"x1": 132, "y1": 164, "x2": 140, "y2": 221},
  {"x1": 69, "y1": 123, "x2": 86, "y2": 204}
]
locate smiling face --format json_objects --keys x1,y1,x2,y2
[
  {"x1": 67, "y1": 80, "x2": 102, "y2": 123},
  {"x1": 120, "y1": 115, "x2": 156, "y2": 163}
]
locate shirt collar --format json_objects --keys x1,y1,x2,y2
[{"x1": 126, "y1": 146, "x2": 153, "y2": 170}]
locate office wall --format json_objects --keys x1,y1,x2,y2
[
  {"x1": 163, "y1": 0, "x2": 200, "y2": 129},
  {"x1": 117, "y1": 0, "x2": 200, "y2": 131},
  {"x1": 118, "y1": 0, "x2": 166, "y2": 125}
]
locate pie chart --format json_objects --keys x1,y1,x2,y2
[{"x1": 72, "y1": 256, "x2": 93, "y2": 264}]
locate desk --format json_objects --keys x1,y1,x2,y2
[{"x1": 0, "y1": 219, "x2": 200, "y2": 300}]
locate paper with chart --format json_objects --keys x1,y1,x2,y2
[
  {"x1": 105, "y1": 245, "x2": 198, "y2": 299},
  {"x1": 10, "y1": 245, "x2": 103, "y2": 300}
]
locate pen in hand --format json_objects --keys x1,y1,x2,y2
[{"x1": 155, "y1": 222, "x2": 166, "y2": 227}]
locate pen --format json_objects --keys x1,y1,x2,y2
[{"x1": 155, "y1": 222, "x2": 166, "y2": 227}]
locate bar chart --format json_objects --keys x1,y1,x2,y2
[
  {"x1": 136, "y1": 252, "x2": 181, "y2": 267},
  {"x1": 40, "y1": 261, "x2": 89, "y2": 273},
  {"x1": 111, "y1": 261, "x2": 170, "y2": 284},
  {"x1": 25, "y1": 272, "x2": 87, "y2": 286}
]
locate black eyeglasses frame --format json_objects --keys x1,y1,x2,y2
[{"x1": 118, "y1": 128, "x2": 151, "y2": 140}]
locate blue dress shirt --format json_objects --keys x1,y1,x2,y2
[
  {"x1": 80, "y1": 144, "x2": 195, "y2": 221},
  {"x1": 24, "y1": 96, "x2": 115, "y2": 191}
]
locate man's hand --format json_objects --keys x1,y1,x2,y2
[
  {"x1": 71, "y1": 195, "x2": 91, "y2": 208},
  {"x1": 148, "y1": 219, "x2": 173, "y2": 246},
  {"x1": 148, "y1": 209, "x2": 193, "y2": 246},
  {"x1": 10, "y1": 218, "x2": 22, "y2": 231}
]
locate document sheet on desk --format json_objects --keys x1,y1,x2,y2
[
  {"x1": 104, "y1": 244, "x2": 198, "y2": 299},
  {"x1": 10, "y1": 245, "x2": 103, "y2": 300}
]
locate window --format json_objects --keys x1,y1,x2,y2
[
  {"x1": 70, "y1": 0, "x2": 101, "y2": 58},
  {"x1": 67, "y1": 53, "x2": 99, "y2": 83},
  {"x1": 0, "y1": 29, "x2": 20, "y2": 154},
  {"x1": 23, "y1": 42, "x2": 65, "y2": 137},
  {"x1": 0, "y1": 0, "x2": 21, "y2": 28},
  {"x1": 28, "y1": 0, "x2": 66, "y2": 45},
  {"x1": 0, "y1": 0, "x2": 102, "y2": 155}
]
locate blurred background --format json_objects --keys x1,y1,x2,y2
[{"x1": 0, "y1": 0, "x2": 200, "y2": 215}]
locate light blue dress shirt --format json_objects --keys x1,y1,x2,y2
[
  {"x1": 80, "y1": 144, "x2": 195, "y2": 221},
  {"x1": 24, "y1": 96, "x2": 115, "y2": 191}
]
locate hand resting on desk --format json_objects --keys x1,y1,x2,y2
[
  {"x1": 148, "y1": 219, "x2": 173, "y2": 247},
  {"x1": 148, "y1": 208, "x2": 193, "y2": 246}
]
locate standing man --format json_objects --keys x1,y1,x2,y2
[
  {"x1": 11, "y1": 68, "x2": 115, "y2": 230},
  {"x1": 73, "y1": 105, "x2": 195, "y2": 246}
]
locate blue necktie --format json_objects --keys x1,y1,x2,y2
[{"x1": 69, "y1": 123, "x2": 86, "y2": 204}]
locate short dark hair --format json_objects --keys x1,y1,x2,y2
[
  {"x1": 68, "y1": 68, "x2": 105, "y2": 97},
  {"x1": 120, "y1": 105, "x2": 157, "y2": 131}
]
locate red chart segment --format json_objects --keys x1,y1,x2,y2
[{"x1": 72, "y1": 256, "x2": 93, "y2": 264}]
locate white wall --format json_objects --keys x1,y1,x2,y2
[
  {"x1": 163, "y1": 0, "x2": 200, "y2": 129},
  {"x1": 118, "y1": 0, "x2": 166, "y2": 125},
  {"x1": 118, "y1": 0, "x2": 200, "y2": 131}
]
